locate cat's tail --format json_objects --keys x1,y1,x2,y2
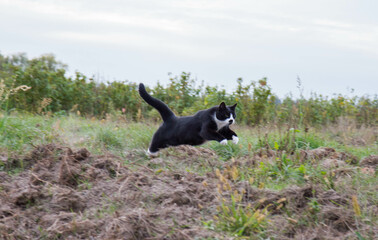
[{"x1": 139, "y1": 83, "x2": 175, "y2": 122}]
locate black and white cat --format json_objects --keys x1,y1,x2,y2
[{"x1": 139, "y1": 83, "x2": 239, "y2": 156}]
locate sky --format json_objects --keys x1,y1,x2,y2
[{"x1": 0, "y1": 0, "x2": 377, "y2": 98}]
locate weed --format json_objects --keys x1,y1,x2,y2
[
  {"x1": 214, "y1": 168, "x2": 269, "y2": 236},
  {"x1": 308, "y1": 198, "x2": 321, "y2": 221}
]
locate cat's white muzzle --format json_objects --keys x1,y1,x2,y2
[
  {"x1": 228, "y1": 114, "x2": 235, "y2": 125},
  {"x1": 214, "y1": 113, "x2": 235, "y2": 130}
]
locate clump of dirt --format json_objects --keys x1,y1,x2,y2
[
  {"x1": 223, "y1": 179, "x2": 369, "y2": 239},
  {"x1": 161, "y1": 145, "x2": 218, "y2": 167},
  {"x1": 350, "y1": 137, "x2": 368, "y2": 146},
  {"x1": 359, "y1": 155, "x2": 377, "y2": 175},
  {"x1": 321, "y1": 206, "x2": 355, "y2": 233},
  {"x1": 300, "y1": 147, "x2": 358, "y2": 166},
  {"x1": 331, "y1": 151, "x2": 358, "y2": 164},
  {"x1": 172, "y1": 145, "x2": 217, "y2": 158},
  {"x1": 156, "y1": 145, "x2": 222, "y2": 171},
  {"x1": 239, "y1": 184, "x2": 314, "y2": 214},
  {"x1": 300, "y1": 147, "x2": 336, "y2": 160},
  {"x1": 317, "y1": 189, "x2": 349, "y2": 205},
  {"x1": 255, "y1": 148, "x2": 276, "y2": 157},
  {"x1": 360, "y1": 155, "x2": 378, "y2": 168},
  {"x1": 321, "y1": 158, "x2": 347, "y2": 168},
  {"x1": 101, "y1": 209, "x2": 161, "y2": 239}
]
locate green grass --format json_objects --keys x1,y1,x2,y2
[
  {"x1": 0, "y1": 112, "x2": 376, "y2": 162},
  {"x1": 0, "y1": 113, "x2": 57, "y2": 152},
  {"x1": 255, "y1": 128, "x2": 327, "y2": 152}
]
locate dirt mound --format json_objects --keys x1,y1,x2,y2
[
  {"x1": 0, "y1": 144, "x2": 375, "y2": 239},
  {"x1": 320, "y1": 158, "x2": 347, "y2": 168},
  {"x1": 240, "y1": 185, "x2": 314, "y2": 214},
  {"x1": 300, "y1": 147, "x2": 336, "y2": 160},
  {"x1": 360, "y1": 155, "x2": 378, "y2": 168},
  {"x1": 227, "y1": 181, "x2": 364, "y2": 239},
  {"x1": 300, "y1": 147, "x2": 358, "y2": 166},
  {"x1": 162, "y1": 145, "x2": 218, "y2": 166},
  {"x1": 172, "y1": 145, "x2": 217, "y2": 157},
  {"x1": 101, "y1": 209, "x2": 161, "y2": 239},
  {"x1": 0, "y1": 144, "x2": 220, "y2": 239}
]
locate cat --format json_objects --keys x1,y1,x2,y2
[{"x1": 139, "y1": 83, "x2": 239, "y2": 157}]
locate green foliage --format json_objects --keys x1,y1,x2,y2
[
  {"x1": 124, "y1": 123, "x2": 156, "y2": 149},
  {"x1": 251, "y1": 157, "x2": 308, "y2": 188},
  {"x1": 0, "y1": 113, "x2": 56, "y2": 152},
  {"x1": 95, "y1": 127, "x2": 123, "y2": 150},
  {"x1": 216, "y1": 196, "x2": 269, "y2": 236},
  {"x1": 1, "y1": 53, "x2": 377, "y2": 126},
  {"x1": 209, "y1": 141, "x2": 248, "y2": 160},
  {"x1": 234, "y1": 77, "x2": 276, "y2": 125},
  {"x1": 258, "y1": 128, "x2": 326, "y2": 154},
  {"x1": 215, "y1": 168, "x2": 269, "y2": 237}
]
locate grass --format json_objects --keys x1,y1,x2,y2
[
  {"x1": 1, "y1": 111, "x2": 376, "y2": 176},
  {"x1": 0, "y1": 111, "x2": 377, "y2": 239},
  {"x1": 1, "y1": 112, "x2": 375, "y2": 159},
  {"x1": 0, "y1": 113, "x2": 58, "y2": 152}
]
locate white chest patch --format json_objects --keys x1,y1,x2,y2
[{"x1": 214, "y1": 113, "x2": 235, "y2": 130}]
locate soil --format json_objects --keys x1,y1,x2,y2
[{"x1": 0, "y1": 144, "x2": 376, "y2": 239}]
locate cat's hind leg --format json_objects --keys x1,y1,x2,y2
[
  {"x1": 146, "y1": 143, "x2": 160, "y2": 157},
  {"x1": 146, "y1": 134, "x2": 168, "y2": 157},
  {"x1": 147, "y1": 148, "x2": 159, "y2": 157}
]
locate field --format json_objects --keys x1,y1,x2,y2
[{"x1": 0, "y1": 113, "x2": 377, "y2": 239}]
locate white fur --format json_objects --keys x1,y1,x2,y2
[
  {"x1": 232, "y1": 135, "x2": 239, "y2": 144},
  {"x1": 214, "y1": 113, "x2": 235, "y2": 130},
  {"x1": 220, "y1": 139, "x2": 228, "y2": 145},
  {"x1": 147, "y1": 149, "x2": 159, "y2": 157}
]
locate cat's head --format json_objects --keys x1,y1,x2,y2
[{"x1": 216, "y1": 102, "x2": 237, "y2": 126}]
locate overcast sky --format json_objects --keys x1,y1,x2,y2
[{"x1": 1, "y1": 0, "x2": 377, "y2": 98}]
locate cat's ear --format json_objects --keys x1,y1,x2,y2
[
  {"x1": 230, "y1": 103, "x2": 237, "y2": 110},
  {"x1": 219, "y1": 102, "x2": 226, "y2": 109}
]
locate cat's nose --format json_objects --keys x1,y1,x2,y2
[{"x1": 229, "y1": 119, "x2": 233, "y2": 124}]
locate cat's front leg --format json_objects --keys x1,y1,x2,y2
[
  {"x1": 218, "y1": 127, "x2": 239, "y2": 144},
  {"x1": 200, "y1": 128, "x2": 227, "y2": 145}
]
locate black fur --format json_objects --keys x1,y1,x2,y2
[{"x1": 139, "y1": 83, "x2": 238, "y2": 154}]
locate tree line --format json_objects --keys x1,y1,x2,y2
[{"x1": 0, "y1": 53, "x2": 376, "y2": 127}]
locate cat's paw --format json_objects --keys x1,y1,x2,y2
[
  {"x1": 147, "y1": 149, "x2": 159, "y2": 158},
  {"x1": 220, "y1": 139, "x2": 228, "y2": 145},
  {"x1": 232, "y1": 135, "x2": 239, "y2": 144}
]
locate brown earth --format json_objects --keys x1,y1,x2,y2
[{"x1": 0, "y1": 145, "x2": 376, "y2": 239}]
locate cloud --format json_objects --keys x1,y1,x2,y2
[{"x1": 2, "y1": 0, "x2": 377, "y2": 57}]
